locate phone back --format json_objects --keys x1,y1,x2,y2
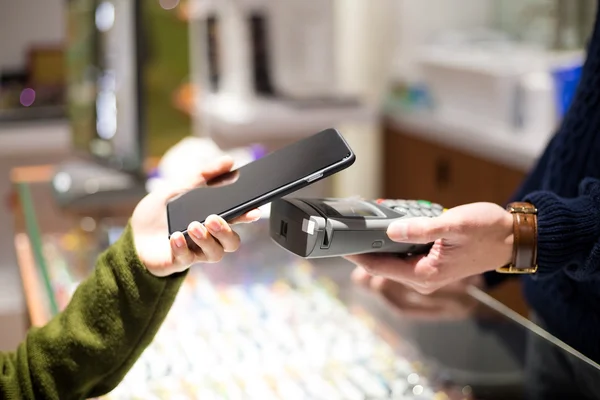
[{"x1": 166, "y1": 128, "x2": 355, "y2": 236}]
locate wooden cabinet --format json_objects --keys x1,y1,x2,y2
[{"x1": 383, "y1": 119, "x2": 526, "y2": 208}]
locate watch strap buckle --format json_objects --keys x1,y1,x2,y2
[{"x1": 496, "y1": 264, "x2": 538, "y2": 274}]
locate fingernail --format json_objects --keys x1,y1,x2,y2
[
  {"x1": 191, "y1": 223, "x2": 206, "y2": 239},
  {"x1": 207, "y1": 216, "x2": 222, "y2": 233},
  {"x1": 387, "y1": 221, "x2": 408, "y2": 241},
  {"x1": 175, "y1": 235, "x2": 185, "y2": 248}
]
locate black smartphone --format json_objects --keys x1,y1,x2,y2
[{"x1": 166, "y1": 128, "x2": 356, "y2": 240}]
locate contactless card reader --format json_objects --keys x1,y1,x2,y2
[{"x1": 269, "y1": 197, "x2": 446, "y2": 258}]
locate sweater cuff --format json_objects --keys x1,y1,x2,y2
[
  {"x1": 523, "y1": 188, "x2": 600, "y2": 279},
  {"x1": 108, "y1": 222, "x2": 145, "y2": 270}
]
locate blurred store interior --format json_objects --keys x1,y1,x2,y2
[{"x1": 0, "y1": 0, "x2": 597, "y2": 398}]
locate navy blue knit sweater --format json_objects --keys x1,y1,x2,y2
[{"x1": 484, "y1": 4, "x2": 600, "y2": 362}]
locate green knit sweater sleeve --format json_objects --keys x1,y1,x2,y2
[{"x1": 0, "y1": 223, "x2": 187, "y2": 400}]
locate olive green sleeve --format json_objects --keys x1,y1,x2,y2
[{"x1": 0, "y1": 223, "x2": 187, "y2": 400}]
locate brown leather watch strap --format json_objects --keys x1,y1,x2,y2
[{"x1": 497, "y1": 202, "x2": 538, "y2": 274}]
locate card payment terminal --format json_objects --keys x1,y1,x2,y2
[{"x1": 269, "y1": 197, "x2": 447, "y2": 258}]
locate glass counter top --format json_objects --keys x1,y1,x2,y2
[{"x1": 12, "y1": 179, "x2": 600, "y2": 400}]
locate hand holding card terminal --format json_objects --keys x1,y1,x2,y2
[{"x1": 269, "y1": 197, "x2": 447, "y2": 258}]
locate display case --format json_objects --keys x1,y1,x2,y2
[
  {"x1": 492, "y1": 0, "x2": 597, "y2": 50},
  {"x1": 11, "y1": 166, "x2": 600, "y2": 399}
]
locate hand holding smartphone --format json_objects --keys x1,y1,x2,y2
[{"x1": 166, "y1": 128, "x2": 355, "y2": 241}]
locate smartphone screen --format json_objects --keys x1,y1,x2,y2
[{"x1": 167, "y1": 128, "x2": 354, "y2": 235}]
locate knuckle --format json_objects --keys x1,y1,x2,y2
[
  {"x1": 228, "y1": 241, "x2": 241, "y2": 253},
  {"x1": 185, "y1": 252, "x2": 196, "y2": 264},
  {"x1": 415, "y1": 266, "x2": 440, "y2": 282},
  {"x1": 413, "y1": 285, "x2": 427, "y2": 295},
  {"x1": 449, "y1": 219, "x2": 468, "y2": 236},
  {"x1": 415, "y1": 284, "x2": 436, "y2": 295},
  {"x1": 414, "y1": 268, "x2": 430, "y2": 280},
  {"x1": 414, "y1": 278, "x2": 440, "y2": 295},
  {"x1": 360, "y1": 263, "x2": 378, "y2": 275},
  {"x1": 369, "y1": 277, "x2": 387, "y2": 292},
  {"x1": 176, "y1": 253, "x2": 194, "y2": 268},
  {"x1": 192, "y1": 253, "x2": 206, "y2": 265},
  {"x1": 208, "y1": 249, "x2": 224, "y2": 263},
  {"x1": 223, "y1": 234, "x2": 241, "y2": 253}
]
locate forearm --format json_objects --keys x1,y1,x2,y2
[
  {"x1": 0, "y1": 223, "x2": 187, "y2": 400},
  {"x1": 483, "y1": 135, "x2": 558, "y2": 288}
]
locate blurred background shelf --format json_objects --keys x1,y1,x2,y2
[
  {"x1": 0, "y1": 106, "x2": 66, "y2": 123},
  {"x1": 198, "y1": 94, "x2": 378, "y2": 141},
  {"x1": 0, "y1": 119, "x2": 70, "y2": 156}
]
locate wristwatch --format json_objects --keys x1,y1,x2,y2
[{"x1": 496, "y1": 202, "x2": 538, "y2": 274}]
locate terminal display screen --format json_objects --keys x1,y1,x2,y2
[{"x1": 321, "y1": 200, "x2": 383, "y2": 218}]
